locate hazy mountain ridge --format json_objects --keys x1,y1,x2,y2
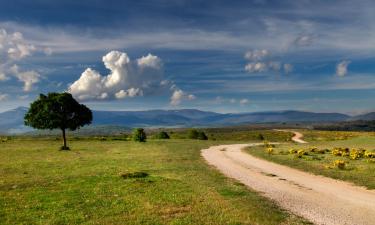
[{"x1": 0, "y1": 107, "x2": 371, "y2": 134}]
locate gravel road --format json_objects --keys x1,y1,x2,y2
[{"x1": 201, "y1": 133, "x2": 375, "y2": 225}]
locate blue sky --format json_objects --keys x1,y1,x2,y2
[{"x1": 0, "y1": 0, "x2": 375, "y2": 114}]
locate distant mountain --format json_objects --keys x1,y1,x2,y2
[
  {"x1": 0, "y1": 107, "x2": 372, "y2": 134},
  {"x1": 349, "y1": 112, "x2": 375, "y2": 121},
  {"x1": 0, "y1": 107, "x2": 31, "y2": 134}
]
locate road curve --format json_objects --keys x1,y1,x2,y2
[
  {"x1": 201, "y1": 144, "x2": 375, "y2": 225},
  {"x1": 275, "y1": 129, "x2": 308, "y2": 143}
]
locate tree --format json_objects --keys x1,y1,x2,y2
[
  {"x1": 24, "y1": 92, "x2": 92, "y2": 150},
  {"x1": 155, "y1": 131, "x2": 170, "y2": 139},
  {"x1": 133, "y1": 128, "x2": 147, "y2": 142},
  {"x1": 197, "y1": 131, "x2": 208, "y2": 140},
  {"x1": 188, "y1": 129, "x2": 208, "y2": 140},
  {"x1": 188, "y1": 129, "x2": 199, "y2": 139}
]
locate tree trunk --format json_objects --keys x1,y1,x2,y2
[{"x1": 62, "y1": 128, "x2": 67, "y2": 150}]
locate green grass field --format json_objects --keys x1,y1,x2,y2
[
  {"x1": 0, "y1": 138, "x2": 310, "y2": 225},
  {"x1": 246, "y1": 133, "x2": 375, "y2": 189}
]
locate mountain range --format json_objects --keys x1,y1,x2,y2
[{"x1": 0, "y1": 107, "x2": 374, "y2": 134}]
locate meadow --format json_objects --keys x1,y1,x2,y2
[
  {"x1": 0, "y1": 135, "x2": 310, "y2": 225},
  {"x1": 246, "y1": 131, "x2": 375, "y2": 189}
]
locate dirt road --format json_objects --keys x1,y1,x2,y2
[
  {"x1": 275, "y1": 129, "x2": 308, "y2": 143},
  {"x1": 201, "y1": 142, "x2": 375, "y2": 225}
]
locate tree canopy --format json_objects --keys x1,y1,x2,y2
[{"x1": 24, "y1": 92, "x2": 92, "y2": 149}]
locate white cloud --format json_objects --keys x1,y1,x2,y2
[
  {"x1": 239, "y1": 98, "x2": 249, "y2": 105},
  {"x1": 69, "y1": 50, "x2": 194, "y2": 105},
  {"x1": 245, "y1": 62, "x2": 268, "y2": 73},
  {"x1": 244, "y1": 49, "x2": 292, "y2": 74},
  {"x1": 0, "y1": 93, "x2": 8, "y2": 101},
  {"x1": 115, "y1": 88, "x2": 143, "y2": 99},
  {"x1": 0, "y1": 29, "x2": 36, "y2": 60},
  {"x1": 10, "y1": 65, "x2": 41, "y2": 92},
  {"x1": 0, "y1": 28, "x2": 48, "y2": 92},
  {"x1": 170, "y1": 89, "x2": 196, "y2": 106},
  {"x1": 244, "y1": 49, "x2": 270, "y2": 61},
  {"x1": 69, "y1": 51, "x2": 165, "y2": 100},
  {"x1": 336, "y1": 60, "x2": 350, "y2": 77}
]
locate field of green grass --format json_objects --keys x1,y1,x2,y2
[
  {"x1": 0, "y1": 137, "x2": 309, "y2": 225},
  {"x1": 246, "y1": 132, "x2": 375, "y2": 189}
]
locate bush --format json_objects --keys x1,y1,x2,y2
[
  {"x1": 333, "y1": 160, "x2": 346, "y2": 169},
  {"x1": 120, "y1": 171, "x2": 149, "y2": 179},
  {"x1": 266, "y1": 147, "x2": 273, "y2": 155},
  {"x1": 257, "y1": 134, "x2": 265, "y2": 140},
  {"x1": 155, "y1": 131, "x2": 170, "y2": 139},
  {"x1": 188, "y1": 129, "x2": 208, "y2": 140},
  {"x1": 197, "y1": 131, "x2": 208, "y2": 140},
  {"x1": 133, "y1": 128, "x2": 147, "y2": 142},
  {"x1": 188, "y1": 129, "x2": 199, "y2": 139}
]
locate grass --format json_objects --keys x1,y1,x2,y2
[
  {"x1": 246, "y1": 134, "x2": 375, "y2": 189},
  {"x1": 0, "y1": 138, "x2": 309, "y2": 225}
]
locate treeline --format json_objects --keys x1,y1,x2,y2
[{"x1": 314, "y1": 120, "x2": 375, "y2": 131}]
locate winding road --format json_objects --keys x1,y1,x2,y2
[{"x1": 201, "y1": 131, "x2": 375, "y2": 225}]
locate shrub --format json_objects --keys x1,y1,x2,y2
[
  {"x1": 350, "y1": 148, "x2": 365, "y2": 160},
  {"x1": 257, "y1": 134, "x2": 265, "y2": 140},
  {"x1": 333, "y1": 160, "x2": 346, "y2": 169},
  {"x1": 155, "y1": 131, "x2": 170, "y2": 139},
  {"x1": 297, "y1": 150, "x2": 307, "y2": 158},
  {"x1": 197, "y1": 131, "x2": 208, "y2": 140},
  {"x1": 289, "y1": 148, "x2": 298, "y2": 154},
  {"x1": 188, "y1": 129, "x2": 199, "y2": 139},
  {"x1": 332, "y1": 147, "x2": 350, "y2": 156},
  {"x1": 365, "y1": 151, "x2": 375, "y2": 158},
  {"x1": 120, "y1": 171, "x2": 149, "y2": 179},
  {"x1": 133, "y1": 128, "x2": 147, "y2": 142},
  {"x1": 266, "y1": 147, "x2": 273, "y2": 155},
  {"x1": 188, "y1": 129, "x2": 208, "y2": 140}
]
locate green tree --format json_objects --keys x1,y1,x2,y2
[
  {"x1": 133, "y1": 128, "x2": 147, "y2": 142},
  {"x1": 188, "y1": 129, "x2": 199, "y2": 139},
  {"x1": 24, "y1": 92, "x2": 92, "y2": 150},
  {"x1": 155, "y1": 131, "x2": 170, "y2": 139},
  {"x1": 197, "y1": 131, "x2": 208, "y2": 140},
  {"x1": 188, "y1": 129, "x2": 208, "y2": 140}
]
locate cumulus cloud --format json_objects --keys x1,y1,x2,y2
[
  {"x1": 0, "y1": 28, "x2": 48, "y2": 92},
  {"x1": 69, "y1": 50, "x2": 195, "y2": 105},
  {"x1": 336, "y1": 60, "x2": 350, "y2": 77},
  {"x1": 10, "y1": 65, "x2": 41, "y2": 92},
  {"x1": 0, "y1": 29, "x2": 36, "y2": 60},
  {"x1": 170, "y1": 89, "x2": 196, "y2": 106},
  {"x1": 69, "y1": 51, "x2": 165, "y2": 100},
  {"x1": 244, "y1": 49, "x2": 293, "y2": 74},
  {"x1": 244, "y1": 49, "x2": 270, "y2": 61},
  {"x1": 245, "y1": 62, "x2": 268, "y2": 73}
]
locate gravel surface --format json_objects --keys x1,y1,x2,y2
[{"x1": 201, "y1": 134, "x2": 375, "y2": 225}]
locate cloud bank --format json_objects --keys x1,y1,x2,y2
[{"x1": 69, "y1": 50, "x2": 195, "y2": 106}]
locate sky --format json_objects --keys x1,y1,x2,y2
[{"x1": 0, "y1": 0, "x2": 375, "y2": 114}]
